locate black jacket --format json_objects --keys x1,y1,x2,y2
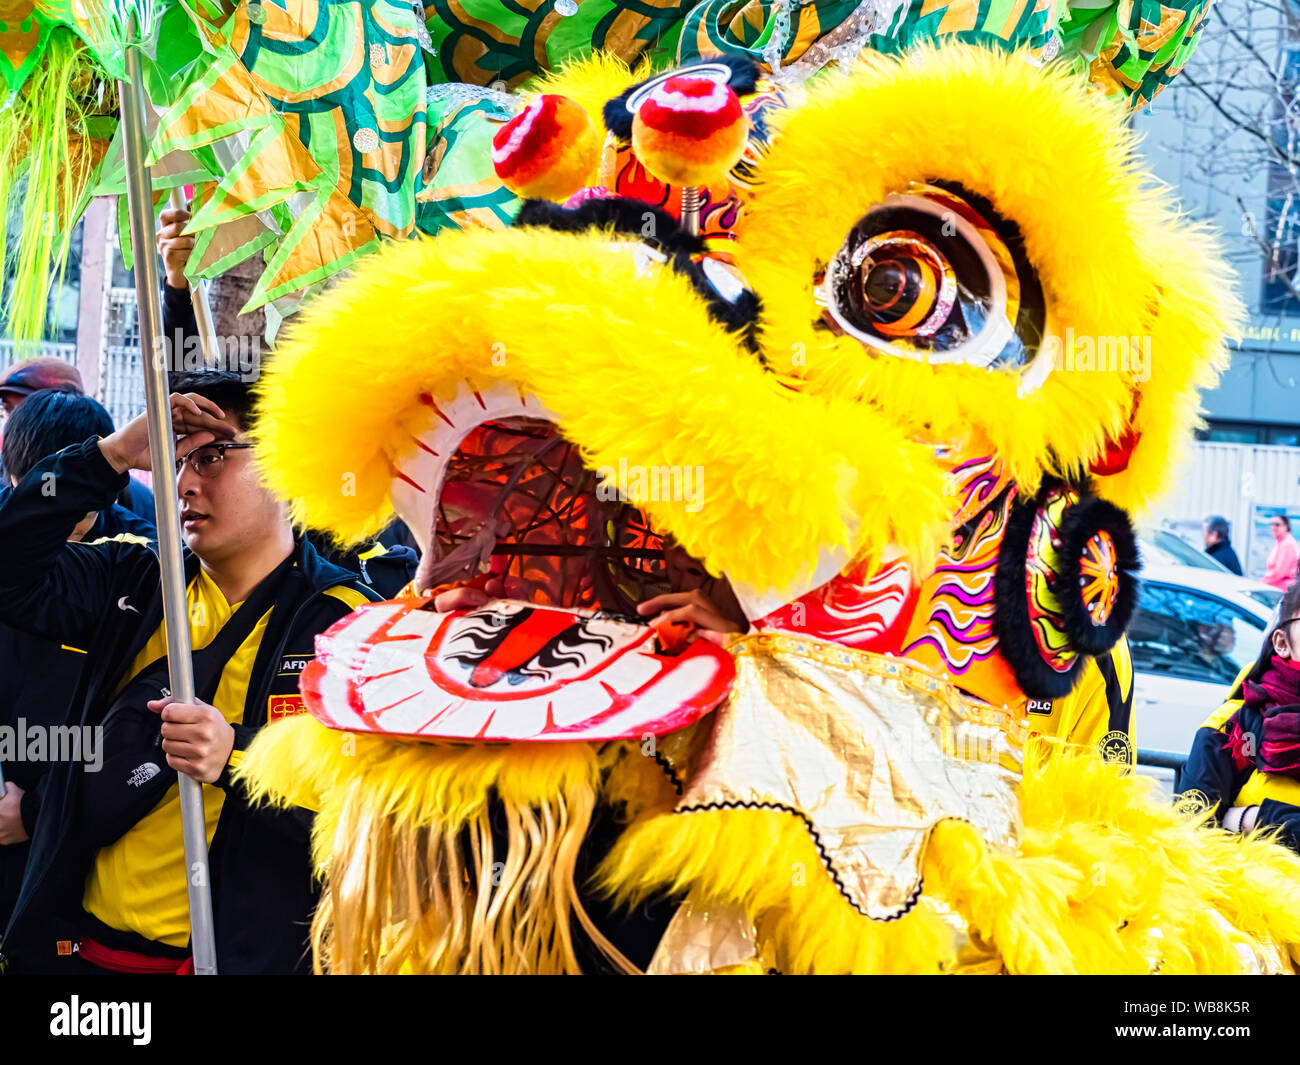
[
  {"x1": 89, "y1": 500, "x2": 156, "y2": 543},
  {"x1": 115, "y1": 477, "x2": 156, "y2": 529},
  {"x1": 1206, "y1": 538, "x2": 1243, "y2": 576},
  {"x1": 0, "y1": 490, "x2": 156, "y2": 931},
  {"x1": 0, "y1": 438, "x2": 377, "y2": 972}
]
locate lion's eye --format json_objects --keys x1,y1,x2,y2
[
  {"x1": 818, "y1": 183, "x2": 1046, "y2": 374},
  {"x1": 849, "y1": 233, "x2": 954, "y2": 340}
]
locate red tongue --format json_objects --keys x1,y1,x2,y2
[{"x1": 469, "y1": 608, "x2": 578, "y2": 688}]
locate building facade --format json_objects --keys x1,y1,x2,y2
[{"x1": 0, "y1": 196, "x2": 146, "y2": 433}]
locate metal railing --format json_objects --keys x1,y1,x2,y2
[
  {"x1": 0, "y1": 339, "x2": 77, "y2": 371},
  {"x1": 102, "y1": 285, "x2": 146, "y2": 429},
  {"x1": 101, "y1": 344, "x2": 147, "y2": 430},
  {"x1": 107, "y1": 286, "x2": 140, "y2": 346},
  {"x1": 1137, "y1": 748, "x2": 1188, "y2": 792}
]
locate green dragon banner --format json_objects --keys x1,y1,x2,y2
[{"x1": 0, "y1": 0, "x2": 1212, "y2": 341}]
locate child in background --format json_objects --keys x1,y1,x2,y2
[{"x1": 1180, "y1": 579, "x2": 1300, "y2": 850}]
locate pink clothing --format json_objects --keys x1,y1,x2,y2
[{"x1": 1264, "y1": 533, "x2": 1299, "y2": 590}]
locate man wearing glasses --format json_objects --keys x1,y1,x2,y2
[{"x1": 0, "y1": 372, "x2": 378, "y2": 973}]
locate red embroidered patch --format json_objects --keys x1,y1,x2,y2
[{"x1": 267, "y1": 695, "x2": 306, "y2": 723}]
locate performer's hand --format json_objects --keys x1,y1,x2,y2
[
  {"x1": 149, "y1": 697, "x2": 236, "y2": 784},
  {"x1": 100, "y1": 392, "x2": 232, "y2": 473},
  {"x1": 637, "y1": 589, "x2": 746, "y2": 635},
  {"x1": 430, "y1": 575, "x2": 537, "y2": 610},
  {"x1": 0, "y1": 782, "x2": 29, "y2": 845},
  {"x1": 158, "y1": 206, "x2": 194, "y2": 290},
  {"x1": 433, "y1": 584, "x2": 493, "y2": 611}
]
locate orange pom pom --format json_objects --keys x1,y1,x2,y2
[
  {"x1": 631, "y1": 75, "x2": 748, "y2": 187},
  {"x1": 492, "y1": 94, "x2": 600, "y2": 202}
]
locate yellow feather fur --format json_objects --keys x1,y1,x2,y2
[
  {"x1": 737, "y1": 46, "x2": 1243, "y2": 516},
  {"x1": 252, "y1": 46, "x2": 1238, "y2": 602},
  {"x1": 240, "y1": 46, "x2": 1260, "y2": 975},
  {"x1": 237, "y1": 715, "x2": 618, "y2": 973},
  {"x1": 253, "y1": 223, "x2": 951, "y2": 597},
  {"x1": 526, "y1": 53, "x2": 649, "y2": 119},
  {"x1": 598, "y1": 748, "x2": 1300, "y2": 973}
]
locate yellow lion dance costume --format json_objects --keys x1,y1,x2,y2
[{"x1": 238, "y1": 44, "x2": 1300, "y2": 974}]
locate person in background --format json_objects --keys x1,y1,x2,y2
[
  {"x1": 0, "y1": 358, "x2": 83, "y2": 416},
  {"x1": 0, "y1": 390, "x2": 156, "y2": 932},
  {"x1": 0, "y1": 390, "x2": 155, "y2": 543},
  {"x1": 111, "y1": 461, "x2": 156, "y2": 530},
  {"x1": 1202, "y1": 514, "x2": 1242, "y2": 575},
  {"x1": 1179, "y1": 578, "x2": 1300, "y2": 852},
  {"x1": 1264, "y1": 514, "x2": 1299, "y2": 591},
  {"x1": 0, "y1": 358, "x2": 156, "y2": 526},
  {"x1": 0, "y1": 372, "x2": 376, "y2": 974},
  {"x1": 157, "y1": 205, "x2": 198, "y2": 364}
]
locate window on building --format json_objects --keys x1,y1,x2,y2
[
  {"x1": 1198, "y1": 422, "x2": 1263, "y2": 444},
  {"x1": 0, "y1": 217, "x2": 83, "y2": 347},
  {"x1": 110, "y1": 229, "x2": 135, "y2": 291},
  {"x1": 1199, "y1": 421, "x2": 1300, "y2": 446}
]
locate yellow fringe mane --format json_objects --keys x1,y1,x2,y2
[{"x1": 238, "y1": 714, "x2": 642, "y2": 974}]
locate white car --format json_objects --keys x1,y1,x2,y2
[
  {"x1": 1140, "y1": 529, "x2": 1283, "y2": 612},
  {"x1": 1141, "y1": 529, "x2": 1228, "y2": 573},
  {"x1": 1129, "y1": 563, "x2": 1276, "y2": 761}
]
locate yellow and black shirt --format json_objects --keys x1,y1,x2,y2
[
  {"x1": 1026, "y1": 636, "x2": 1137, "y2": 763},
  {"x1": 82, "y1": 567, "x2": 367, "y2": 949}
]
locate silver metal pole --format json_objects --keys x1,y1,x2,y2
[
  {"x1": 680, "y1": 185, "x2": 701, "y2": 237},
  {"x1": 166, "y1": 186, "x2": 221, "y2": 365},
  {"x1": 119, "y1": 31, "x2": 219, "y2": 976}
]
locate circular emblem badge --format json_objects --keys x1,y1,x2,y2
[
  {"x1": 1174, "y1": 788, "x2": 1212, "y2": 817},
  {"x1": 1099, "y1": 729, "x2": 1135, "y2": 765}
]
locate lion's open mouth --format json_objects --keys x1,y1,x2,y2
[{"x1": 393, "y1": 384, "x2": 672, "y2": 614}]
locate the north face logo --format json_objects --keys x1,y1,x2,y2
[{"x1": 127, "y1": 762, "x2": 161, "y2": 788}]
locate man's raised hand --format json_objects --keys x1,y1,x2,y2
[{"x1": 99, "y1": 392, "x2": 232, "y2": 474}]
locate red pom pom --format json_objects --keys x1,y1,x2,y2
[
  {"x1": 631, "y1": 75, "x2": 748, "y2": 187},
  {"x1": 492, "y1": 94, "x2": 600, "y2": 201}
]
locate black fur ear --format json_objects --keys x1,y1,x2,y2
[
  {"x1": 1055, "y1": 496, "x2": 1139, "y2": 655},
  {"x1": 993, "y1": 491, "x2": 1085, "y2": 699},
  {"x1": 511, "y1": 198, "x2": 704, "y2": 256},
  {"x1": 676, "y1": 263, "x2": 763, "y2": 354},
  {"x1": 509, "y1": 196, "x2": 762, "y2": 351},
  {"x1": 993, "y1": 483, "x2": 1139, "y2": 700},
  {"x1": 602, "y1": 56, "x2": 762, "y2": 139}
]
